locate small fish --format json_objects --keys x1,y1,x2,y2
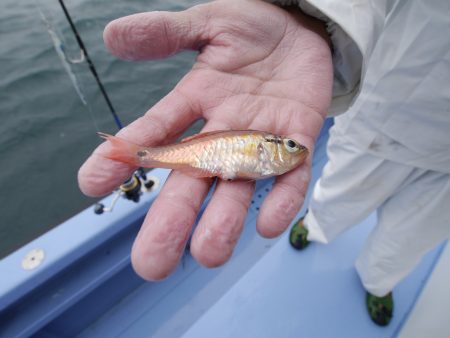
[{"x1": 99, "y1": 130, "x2": 308, "y2": 180}]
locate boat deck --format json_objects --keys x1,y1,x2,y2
[
  {"x1": 1, "y1": 119, "x2": 448, "y2": 337},
  {"x1": 76, "y1": 119, "x2": 448, "y2": 338},
  {"x1": 77, "y1": 205, "x2": 445, "y2": 338}
]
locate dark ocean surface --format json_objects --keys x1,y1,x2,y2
[{"x1": 0, "y1": 0, "x2": 203, "y2": 258}]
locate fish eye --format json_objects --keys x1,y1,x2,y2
[{"x1": 283, "y1": 138, "x2": 300, "y2": 153}]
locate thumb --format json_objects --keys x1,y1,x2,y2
[{"x1": 103, "y1": 5, "x2": 210, "y2": 61}]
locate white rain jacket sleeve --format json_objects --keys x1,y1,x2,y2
[
  {"x1": 265, "y1": 0, "x2": 450, "y2": 174},
  {"x1": 265, "y1": 0, "x2": 387, "y2": 115}
]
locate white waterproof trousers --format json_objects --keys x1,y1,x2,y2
[{"x1": 304, "y1": 126, "x2": 450, "y2": 297}]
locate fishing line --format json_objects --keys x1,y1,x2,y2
[
  {"x1": 55, "y1": 1, "x2": 153, "y2": 212},
  {"x1": 57, "y1": 0, "x2": 123, "y2": 130},
  {"x1": 36, "y1": 0, "x2": 154, "y2": 214},
  {"x1": 36, "y1": 1, "x2": 100, "y2": 132}
]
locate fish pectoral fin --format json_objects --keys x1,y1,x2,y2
[
  {"x1": 176, "y1": 167, "x2": 216, "y2": 179},
  {"x1": 218, "y1": 169, "x2": 237, "y2": 181}
]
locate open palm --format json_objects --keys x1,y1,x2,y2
[{"x1": 79, "y1": 0, "x2": 332, "y2": 280}]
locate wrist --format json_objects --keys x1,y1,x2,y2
[{"x1": 284, "y1": 5, "x2": 331, "y2": 49}]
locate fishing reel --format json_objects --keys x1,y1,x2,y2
[{"x1": 94, "y1": 168, "x2": 158, "y2": 214}]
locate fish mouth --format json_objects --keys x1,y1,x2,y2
[{"x1": 298, "y1": 145, "x2": 309, "y2": 154}]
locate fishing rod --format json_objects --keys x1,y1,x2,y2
[
  {"x1": 57, "y1": 0, "x2": 123, "y2": 130},
  {"x1": 54, "y1": 0, "x2": 157, "y2": 213}
]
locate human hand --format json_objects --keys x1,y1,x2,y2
[{"x1": 78, "y1": 0, "x2": 332, "y2": 280}]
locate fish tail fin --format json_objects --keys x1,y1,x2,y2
[{"x1": 98, "y1": 132, "x2": 150, "y2": 167}]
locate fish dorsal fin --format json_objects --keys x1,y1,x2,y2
[
  {"x1": 180, "y1": 130, "x2": 262, "y2": 143},
  {"x1": 180, "y1": 130, "x2": 228, "y2": 143}
]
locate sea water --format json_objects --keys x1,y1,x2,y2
[{"x1": 0, "y1": 0, "x2": 203, "y2": 258}]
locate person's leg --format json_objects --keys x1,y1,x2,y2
[
  {"x1": 290, "y1": 131, "x2": 415, "y2": 248},
  {"x1": 355, "y1": 170, "x2": 450, "y2": 325}
]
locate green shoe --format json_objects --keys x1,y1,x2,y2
[
  {"x1": 366, "y1": 292, "x2": 394, "y2": 326},
  {"x1": 289, "y1": 217, "x2": 310, "y2": 250}
]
